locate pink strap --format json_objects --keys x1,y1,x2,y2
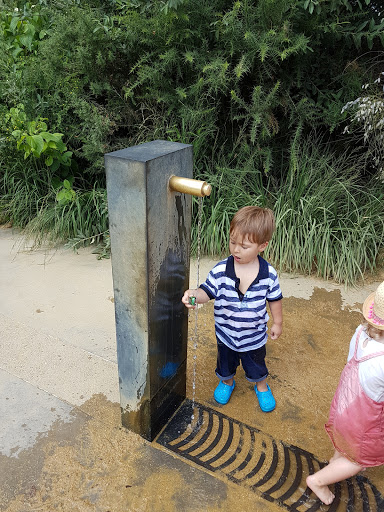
[{"x1": 353, "y1": 326, "x2": 364, "y2": 358}]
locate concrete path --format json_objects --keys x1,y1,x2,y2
[{"x1": 1, "y1": 226, "x2": 383, "y2": 512}]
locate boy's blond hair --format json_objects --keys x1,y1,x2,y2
[{"x1": 230, "y1": 206, "x2": 275, "y2": 244}]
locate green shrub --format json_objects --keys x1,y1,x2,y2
[
  {"x1": 1, "y1": 0, "x2": 383, "y2": 281},
  {"x1": 196, "y1": 135, "x2": 384, "y2": 285},
  {"x1": 21, "y1": 187, "x2": 109, "y2": 251}
]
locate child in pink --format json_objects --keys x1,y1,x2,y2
[{"x1": 306, "y1": 281, "x2": 384, "y2": 505}]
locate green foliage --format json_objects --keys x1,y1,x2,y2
[
  {"x1": 197, "y1": 134, "x2": 384, "y2": 285},
  {"x1": 5, "y1": 104, "x2": 72, "y2": 169},
  {"x1": 55, "y1": 178, "x2": 76, "y2": 206},
  {"x1": 120, "y1": 0, "x2": 314, "y2": 169},
  {"x1": 22, "y1": 187, "x2": 109, "y2": 250},
  {"x1": 2, "y1": 0, "x2": 381, "y2": 177},
  {"x1": 300, "y1": 0, "x2": 384, "y2": 50},
  {"x1": 1, "y1": 0, "x2": 383, "y2": 282},
  {"x1": 268, "y1": 136, "x2": 384, "y2": 285},
  {"x1": 109, "y1": 0, "x2": 188, "y2": 14},
  {"x1": 0, "y1": 2, "x2": 52, "y2": 108},
  {"x1": 0, "y1": 2, "x2": 50, "y2": 60}
]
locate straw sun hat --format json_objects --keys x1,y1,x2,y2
[{"x1": 363, "y1": 281, "x2": 384, "y2": 330}]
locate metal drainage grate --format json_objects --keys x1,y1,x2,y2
[{"x1": 156, "y1": 400, "x2": 384, "y2": 512}]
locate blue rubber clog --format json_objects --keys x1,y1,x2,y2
[
  {"x1": 255, "y1": 384, "x2": 276, "y2": 412},
  {"x1": 214, "y1": 380, "x2": 235, "y2": 404}
]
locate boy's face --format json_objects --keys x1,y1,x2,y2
[{"x1": 229, "y1": 233, "x2": 268, "y2": 265}]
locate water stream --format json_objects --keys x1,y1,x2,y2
[{"x1": 191, "y1": 196, "x2": 203, "y2": 421}]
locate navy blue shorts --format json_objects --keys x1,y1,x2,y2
[{"x1": 215, "y1": 339, "x2": 268, "y2": 383}]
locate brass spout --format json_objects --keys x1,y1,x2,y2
[{"x1": 169, "y1": 175, "x2": 212, "y2": 197}]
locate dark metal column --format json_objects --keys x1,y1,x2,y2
[{"x1": 105, "y1": 140, "x2": 192, "y2": 441}]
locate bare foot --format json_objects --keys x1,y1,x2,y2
[{"x1": 306, "y1": 475, "x2": 335, "y2": 505}]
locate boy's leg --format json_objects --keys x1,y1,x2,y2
[
  {"x1": 306, "y1": 453, "x2": 363, "y2": 505},
  {"x1": 255, "y1": 378, "x2": 268, "y2": 392},
  {"x1": 214, "y1": 340, "x2": 238, "y2": 404},
  {"x1": 240, "y1": 345, "x2": 268, "y2": 384},
  {"x1": 215, "y1": 340, "x2": 239, "y2": 382},
  {"x1": 241, "y1": 346, "x2": 276, "y2": 412}
]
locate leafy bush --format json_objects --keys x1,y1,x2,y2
[
  {"x1": 22, "y1": 188, "x2": 109, "y2": 251},
  {"x1": 195, "y1": 134, "x2": 384, "y2": 285},
  {"x1": 0, "y1": 0, "x2": 383, "y2": 281},
  {"x1": 268, "y1": 136, "x2": 384, "y2": 285}
]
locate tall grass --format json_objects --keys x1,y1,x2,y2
[
  {"x1": 2, "y1": 135, "x2": 383, "y2": 285},
  {"x1": 0, "y1": 160, "x2": 52, "y2": 227},
  {"x1": 267, "y1": 139, "x2": 384, "y2": 285},
  {"x1": 21, "y1": 188, "x2": 109, "y2": 250},
  {"x1": 0, "y1": 154, "x2": 109, "y2": 253},
  {"x1": 191, "y1": 163, "x2": 268, "y2": 256},
  {"x1": 196, "y1": 137, "x2": 384, "y2": 286}
]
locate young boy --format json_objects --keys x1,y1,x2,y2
[{"x1": 182, "y1": 206, "x2": 283, "y2": 411}]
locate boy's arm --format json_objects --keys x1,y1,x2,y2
[
  {"x1": 268, "y1": 299, "x2": 283, "y2": 340},
  {"x1": 182, "y1": 288, "x2": 210, "y2": 308}
]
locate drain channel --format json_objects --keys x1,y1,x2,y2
[{"x1": 156, "y1": 400, "x2": 384, "y2": 512}]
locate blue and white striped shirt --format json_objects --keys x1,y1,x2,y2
[{"x1": 200, "y1": 255, "x2": 282, "y2": 352}]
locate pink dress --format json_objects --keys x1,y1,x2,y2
[{"x1": 325, "y1": 327, "x2": 384, "y2": 467}]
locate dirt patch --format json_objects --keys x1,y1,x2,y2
[
  {"x1": 2, "y1": 287, "x2": 383, "y2": 512},
  {"x1": 2, "y1": 395, "x2": 280, "y2": 512},
  {"x1": 187, "y1": 287, "x2": 384, "y2": 490}
]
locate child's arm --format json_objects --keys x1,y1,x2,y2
[
  {"x1": 182, "y1": 288, "x2": 210, "y2": 309},
  {"x1": 268, "y1": 299, "x2": 283, "y2": 340}
]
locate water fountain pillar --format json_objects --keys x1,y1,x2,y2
[{"x1": 105, "y1": 140, "x2": 193, "y2": 441}]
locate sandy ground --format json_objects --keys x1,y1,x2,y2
[{"x1": 1, "y1": 225, "x2": 384, "y2": 512}]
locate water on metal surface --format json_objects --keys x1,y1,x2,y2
[{"x1": 191, "y1": 197, "x2": 203, "y2": 420}]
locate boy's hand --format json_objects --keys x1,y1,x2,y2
[
  {"x1": 268, "y1": 300, "x2": 282, "y2": 340},
  {"x1": 182, "y1": 289, "x2": 197, "y2": 308},
  {"x1": 269, "y1": 323, "x2": 282, "y2": 340}
]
